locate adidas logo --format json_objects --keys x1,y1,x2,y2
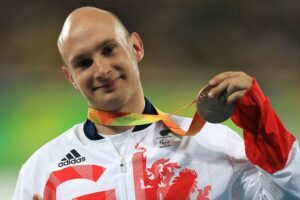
[{"x1": 58, "y1": 149, "x2": 86, "y2": 168}]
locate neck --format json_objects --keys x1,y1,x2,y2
[
  {"x1": 94, "y1": 91, "x2": 145, "y2": 135},
  {"x1": 94, "y1": 125, "x2": 134, "y2": 135}
]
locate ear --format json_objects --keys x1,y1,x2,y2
[
  {"x1": 62, "y1": 66, "x2": 78, "y2": 89},
  {"x1": 130, "y1": 32, "x2": 144, "y2": 62}
]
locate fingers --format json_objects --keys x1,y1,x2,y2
[
  {"x1": 208, "y1": 79, "x2": 229, "y2": 98},
  {"x1": 226, "y1": 90, "x2": 246, "y2": 105},
  {"x1": 207, "y1": 71, "x2": 252, "y2": 104},
  {"x1": 208, "y1": 71, "x2": 239, "y2": 86},
  {"x1": 33, "y1": 194, "x2": 42, "y2": 200},
  {"x1": 208, "y1": 76, "x2": 243, "y2": 98}
]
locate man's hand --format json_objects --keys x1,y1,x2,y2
[{"x1": 208, "y1": 71, "x2": 252, "y2": 105}]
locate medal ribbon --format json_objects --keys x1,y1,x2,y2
[{"x1": 87, "y1": 99, "x2": 206, "y2": 136}]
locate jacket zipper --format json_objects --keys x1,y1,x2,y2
[{"x1": 120, "y1": 157, "x2": 128, "y2": 200}]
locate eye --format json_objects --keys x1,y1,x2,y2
[
  {"x1": 102, "y1": 44, "x2": 116, "y2": 56},
  {"x1": 77, "y1": 58, "x2": 93, "y2": 68}
]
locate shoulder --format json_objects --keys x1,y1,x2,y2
[
  {"x1": 171, "y1": 115, "x2": 239, "y2": 140},
  {"x1": 21, "y1": 122, "x2": 84, "y2": 172},
  {"x1": 14, "y1": 123, "x2": 85, "y2": 196},
  {"x1": 171, "y1": 115, "x2": 245, "y2": 156}
]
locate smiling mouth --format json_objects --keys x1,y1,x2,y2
[{"x1": 93, "y1": 77, "x2": 121, "y2": 91}]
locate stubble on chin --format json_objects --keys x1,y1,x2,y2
[{"x1": 88, "y1": 91, "x2": 129, "y2": 112}]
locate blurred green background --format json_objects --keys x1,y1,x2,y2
[{"x1": 1, "y1": 0, "x2": 300, "y2": 198}]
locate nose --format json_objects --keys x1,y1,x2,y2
[{"x1": 93, "y1": 55, "x2": 112, "y2": 79}]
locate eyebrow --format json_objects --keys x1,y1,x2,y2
[{"x1": 70, "y1": 39, "x2": 116, "y2": 65}]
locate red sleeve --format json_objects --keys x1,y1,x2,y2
[{"x1": 231, "y1": 78, "x2": 296, "y2": 173}]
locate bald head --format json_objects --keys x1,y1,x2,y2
[{"x1": 57, "y1": 7, "x2": 129, "y2": 63}]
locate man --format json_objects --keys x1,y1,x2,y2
[{"x1": 14, "y1": 7, "x2": 300, "y2": 200}]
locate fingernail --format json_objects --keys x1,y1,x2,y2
[
  {"x1": 208, "y1": 92, "x2": 213, "y2": 97},
  {"x1": 209, "y1": 80, "x2": 214, "y2": 85}
]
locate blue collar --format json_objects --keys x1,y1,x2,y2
[{"x1": 83, "y1": 98, "x2": 157, "y2": 140}]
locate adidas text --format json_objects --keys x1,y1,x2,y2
[{"x1": 58, "y1": 157, "x2": 86, "y2": 167}]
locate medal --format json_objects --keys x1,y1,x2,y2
[{"x1": 196, "y1": 85, "x2": 234, "y2": 123}]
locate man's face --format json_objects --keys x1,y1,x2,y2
[{"x1": 60, "y1": 15, "x2": 144, "y2": 112}]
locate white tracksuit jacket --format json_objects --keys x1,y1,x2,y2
[
  {"x1": 13, "y1": 79, "x2": 300, "y2": 200},
  {"x1": 13, "y1": 118, "x2": 300, "y2": 200}
]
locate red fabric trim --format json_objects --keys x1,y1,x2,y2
[{"x1": 231, "y1": 78, "x2": 296, "y2": 173}]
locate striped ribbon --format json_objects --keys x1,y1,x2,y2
[{"x1": 87, "y1": 99, "x2": 206, "y2": 136}]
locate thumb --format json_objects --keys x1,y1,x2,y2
[{"x1": 33, "y1": 194, "x2": 43, "y2": 200}]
